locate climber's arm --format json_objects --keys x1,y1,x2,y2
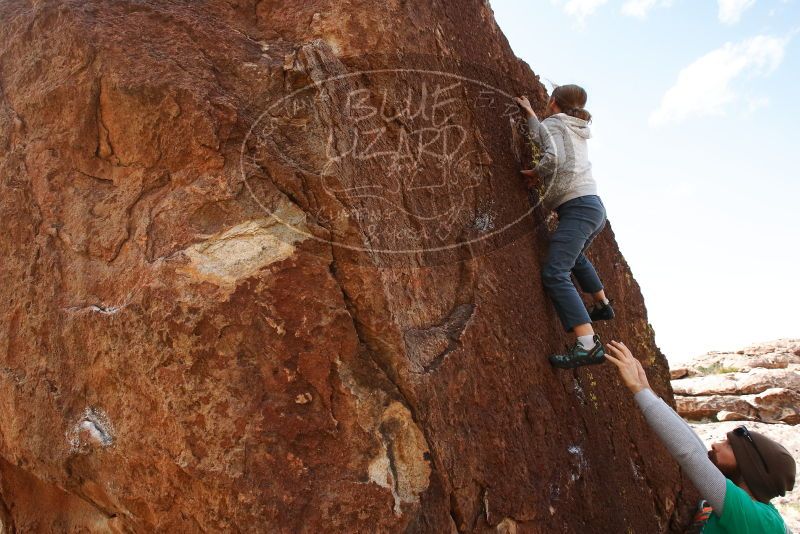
[
  {"x1": 526, "y1": 114, "x2": 544, "y2": 145},
  {"x1": 514, "y1": 95, "x2": 540, "y2": 142},
  {"x1": 605, "y1": 341, "x2": 728, "y2": 515},
  {"x1": 530, "y1": 122, "x2": 565, "y2": 182},
  {"x1": 515, "y1": 95, "x2": 564, "y2": 182}
]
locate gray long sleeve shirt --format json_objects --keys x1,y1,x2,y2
[
  {"x1": 527, "y1": 113, "x2": 598, "y2": 211},
  {"x1": 634, "y1": 388, "x2": 728, "y2": 513}
]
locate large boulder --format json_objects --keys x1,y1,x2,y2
[
  {"x1": 672, "y1": 341, "x2": 800, "y2": 425},
  {"x1": 748, "y1": 388, "x2": 800, "y2": 425},
  {"x1": 672, "y1": 368, "x2": 800, "y2": 397},
  {"x1": 682, "y1": 339, "x2": 800, "y2": 376},
  {"x1": 676, "y1": 389, "x2": 800, "y2": 424},
  {"x1": 0, "y1": 1, "x2": 695, "y2": 532},
  {"x1": 675, "y1": 395, "x2": 758, "y2": 421}
]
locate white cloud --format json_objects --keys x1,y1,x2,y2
[
  {"x1": 650, "y1": 35, "x2": 788, "y2": 126},
  {"x1": 743, "y1": 95, "x2": 770, "y2": 115},
  {"x1": 551, "y1": 0, "x2": 609, "y2": 26},
  {"x1": 718, "y1": 0, "x2": 757, "y2": 25},
  {"x1": 621, "y1": 0, "x2": 674, "y2": 18}
]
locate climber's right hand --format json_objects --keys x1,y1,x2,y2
[
  {"x1": 514, "y1": 96, "x2": 534, "y2": 116},
  {"x1": 520, "y1": 169, "x2": 541, "y2": 189},
  {"x1": 605, "y1": 340, "x2": 651, "y2": 394}
]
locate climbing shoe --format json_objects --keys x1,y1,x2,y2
[
  {"x1": 588, "y1": 301, "x2": 615, "y2": 322},
  {"x1": 548, "y1": 335, "x2": 606, "y2": 369}
]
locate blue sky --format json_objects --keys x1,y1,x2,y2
[{"x1": 490, "y1": 0, "x2": 800, "y2": 362}]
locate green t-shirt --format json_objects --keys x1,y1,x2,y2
[{"x1": 704, "y1": 479, "x2": 786, "y2": 533}]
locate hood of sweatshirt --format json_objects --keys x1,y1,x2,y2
[{"x1": 550, "y1": 113, "x2": 592, "y2": 140}]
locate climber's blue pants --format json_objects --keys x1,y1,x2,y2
[{"x1": 541, "y1": 195, "x2": 607, "y2": 332}]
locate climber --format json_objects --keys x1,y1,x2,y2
[
  {"x1": 605, "y1": 340, "x2": 796, "y2": 534},
  {"x1": 514, "y1": 85, "x2": 614, "y2": 369}
]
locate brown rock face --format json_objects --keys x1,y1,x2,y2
[{"x1": 0, "y1": 1, "x2": 695, "y2": 532}]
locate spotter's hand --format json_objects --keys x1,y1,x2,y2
[{"x1": 605, "y1": 340, "x2": 652, "y2": 394}]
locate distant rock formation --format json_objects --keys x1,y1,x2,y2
[
  {"x1": 672, "y1": 339, "x2": 800, "y2": 424},
  {"x1": 0, "y1": 1, "x2": 696, "y2": 532}
]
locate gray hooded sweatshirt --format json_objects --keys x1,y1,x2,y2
[{"x1": 527, "y1": 112, "x2": 598, "y2": 211}]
